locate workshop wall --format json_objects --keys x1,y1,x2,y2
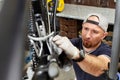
[{"x1": 64, "y1": 0, "x2": 116, "y2": 8}]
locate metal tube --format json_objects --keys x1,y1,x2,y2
[
  {"x1": 0, "y1": 0, "x2": 28, "y2": 80},
  {"x1": 108, "y1": 0, "x2": 120, "y2": 79}
]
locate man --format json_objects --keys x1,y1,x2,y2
[{"x1": 52, "y1": 13, "x2": 111, "y2": 80}]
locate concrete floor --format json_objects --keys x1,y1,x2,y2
[
  {"x1": 24, "y1": 51, "x2": 76, "y2": 80},
  {"x1": 54, "y1": 66, "x2": 76, "y2": 80}
]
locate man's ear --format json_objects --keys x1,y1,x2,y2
[
  {"x1": 104, "y1": 32, "x2": 108, "y2": 37},
  {"x1": 102, "y1": 32, "x2": 108, "y2": 39}
]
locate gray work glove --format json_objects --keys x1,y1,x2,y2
[{"x1": 52, "y1": 35, "x2": 79, "y2": 59}]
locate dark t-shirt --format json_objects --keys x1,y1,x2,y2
[{"x1": 70, "y1": 37, "x2": 111, "y2": 80}]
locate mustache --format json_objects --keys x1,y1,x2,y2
[{"x1": 83, "y1": 38, "x2": 90, "y2": 42}]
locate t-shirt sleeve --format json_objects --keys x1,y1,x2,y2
[
  {"x1": 101, "y1": 46, "x2": 111, "y2": 57},
  {"x1": 97, "y1": 44, "x2": 111, "y2": 57}
]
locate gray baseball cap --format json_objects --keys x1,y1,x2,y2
[{"x1": 83, "y1": 13, "x2": 108, "y2": 32}]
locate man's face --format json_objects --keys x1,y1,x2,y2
[{"x1": 81, "y1": 16, "x2": 107, "y2": 48}]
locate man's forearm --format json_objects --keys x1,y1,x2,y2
[{"x1": 77, "y1": 54, "x2": 110, "y2": 77}]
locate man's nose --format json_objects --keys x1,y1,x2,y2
[{"x1": 86, "y1": 31, "x2": 91, "y2": 38}]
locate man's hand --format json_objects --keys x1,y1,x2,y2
[{"x1": 52, "y1": 35, "x2": 80, "y2": 59}]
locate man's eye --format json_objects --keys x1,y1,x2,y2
[
  {"x1": 84, "y1": 27, "x2": 89, "y2": 31},
  {"x1": 93, "y1": 30, "x2": 98, "y2": 34}
]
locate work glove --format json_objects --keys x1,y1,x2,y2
[
  {"x1": 52, "y1": 35, "x2": 80, "y2": 59},
  {"x1": 49, "y1": 36, "x2": 63, "y2": 55}
]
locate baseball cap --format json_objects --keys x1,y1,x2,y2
[{"x1": 83, "y1": 13, "x2": 108, "y2": 32}]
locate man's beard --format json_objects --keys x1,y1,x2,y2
[
  {"x1": 83, "y1": 41, "x2": 92, "y2": 48},
  {"x1": 83, "y1": 40, "x2": 100, "y2": 48}
]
